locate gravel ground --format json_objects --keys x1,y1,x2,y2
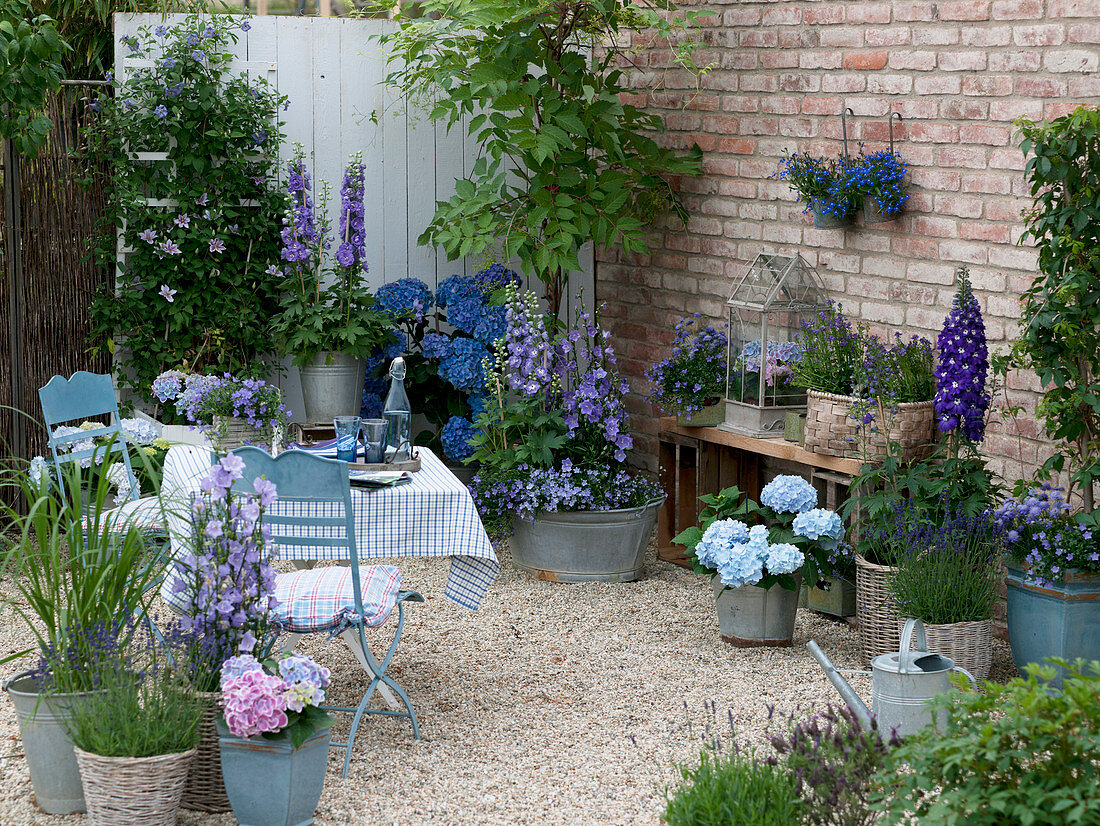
[{"x1": 0, "y1": 543, "x2": 1018, "y2": 826}]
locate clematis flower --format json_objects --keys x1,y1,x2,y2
[{"x1": 159, "y1": 284, "x2": 177, "y2": 302}]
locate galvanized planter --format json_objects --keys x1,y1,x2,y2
[
  {"x1": 1006, "y1": 562, "x2": 1100, "y2": 683},
  {"x1": 4, "y1": 672, "x2": 92, "y2": 814},
  {"x1": 807, "y1": 575, "x2": 856, "y2": 617},
  {"x1": 509, "y1": 498, "x2": 664, "y2": 583},
  {"x1": 217, "y1": 720, "x2": 331, "y2": 826},
  {"x1": 298, "y1": 351, "x2": 367, "y2": 423},
  {"x1": 676, "y1": 401, "x2": 724, "y2": 428},
  {"x1": 712, "y1": 574, "x2": 802, "y2": 647},
  {"x1": 809, "y1": 197, "x2": 853, "y2": 229}
]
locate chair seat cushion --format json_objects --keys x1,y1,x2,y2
[
  {"x1": 273, "y1": 565, "x2": 402, "y2": 634},
  {"x1": 83, "y1": 495, "x2": 166, "y2": 537}
]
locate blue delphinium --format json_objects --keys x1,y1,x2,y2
[
  {"x1": 441, "y1": 416, "x2": 478, "y2": 462},
  {"x1": 934, "y1": 267, "x2": 990, "y2": 443},
  {"x1": 375, "y1": 277, "x2": 433, "y2": 324},
  {"x1": 760, "y1": 475, "x2": 818, "y2": 514}
]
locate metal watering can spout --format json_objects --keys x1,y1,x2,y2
[{"x1": 806, "y1": 639, "x2": 874, "y2": 733}]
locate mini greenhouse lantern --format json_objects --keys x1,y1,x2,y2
[{"x1": 724, "y1": 252, "x2": 826, "y2": 436}]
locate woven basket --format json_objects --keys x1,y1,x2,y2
[
  {"x1": 74, "y1": 747, "x2": 195, "y2": 826},
  {"x1": 898, "y1": 617, "x2": 993, "y2": 680},
  {"x1": 181, "y1": 693, "x2": 230, "y2": 812},
  {"x1": 211, "y1": 415, "x2": 273, "y2": 453},
  {"x1": 856, "y1": 554, "x2": 901, "y2": 664},
  {"x1": 803, "y1": 390, "x2": 934, "y2": 462}
]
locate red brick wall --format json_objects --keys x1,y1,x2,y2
[{"x1": 600, "y1": 0, "x2": 1100, "y2": 480}]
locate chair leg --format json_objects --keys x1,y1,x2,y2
[
  {"x1": 282, "y1": 632, "x2": 302, "y2": 655},
  {"x1": 338, "y1": 629, "x2": 400, "y2": 710}
]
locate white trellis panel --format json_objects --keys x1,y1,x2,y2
[{"x1": 113, "y1": 13, "x2": 595, "y2": 301}]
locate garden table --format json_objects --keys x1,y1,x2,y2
[{"x1": 273, "y1": 446, "x2": 499, "y2": 611}]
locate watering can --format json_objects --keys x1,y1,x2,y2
[{"x1": 806, "y1": 618, "x2": 976, "y2": 739}]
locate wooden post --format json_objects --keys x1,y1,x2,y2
[
  {"x1": 2, "y1": 138, "x2": 25, "y2": 462},
  {"x1": 320, "y1": 0, "x2": 333, "y2": 16}
]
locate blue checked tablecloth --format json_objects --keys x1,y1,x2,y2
[{"x1": 270, "y1": 447, "x2": 499, "y2": 610}]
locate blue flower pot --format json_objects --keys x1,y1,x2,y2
[
  {"x1": 1005, "y1": 562, "x2": 1100, "y2": 684},
  {"x1": 217, "y1": 720, "x2": 331, "y2": 826}
]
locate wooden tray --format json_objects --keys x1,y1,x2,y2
[{"x1": 347, "y1": 456, "x2": 421, "y2": 473}]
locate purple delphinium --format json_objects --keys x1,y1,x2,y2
[
  {"x1": 167, "y1": 455, "x2": 280, "y2": 689},
  {"x1": 934, "y1": 267, "x2": 990, "y2": 442},
  {"x1": 336, "y1": 152, "x2": 366, "y2": 278},
  {"x1": 280, "y1": 145, "x2": 330, "y2": 288},
  {"x1": 645, "y1": 315, "x2": 729, "y2": 417}
]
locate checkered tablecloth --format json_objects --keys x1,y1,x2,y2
[{"x1": 274, "y1": 447, "x2": 497, "y2": 610}]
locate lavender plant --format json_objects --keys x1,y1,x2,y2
[
  {"x1": 165, "y1": 453, "x2": 280, "y2": 691},
  {"x1": 766, "y1": 704, "x2": 896, "y2": 826},
  {"x1": 85, "y1": 15, "x2": 286, "y2": 400},
  {"x1": 673, "y1": 475, "x2": 848, "y2": 591},
  {"x1": 995, "y1": 485, "x2": 1100, "y2": 586},
  {"x1": 645, "y1": 315, "x2": 728, "y2": 417},
  {"x1": 271, "y1": 148, "x2": 392, "y2": 365}
]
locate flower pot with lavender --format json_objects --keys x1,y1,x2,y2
[
  {"x1": 645, "y1": 315, "x2": 728, "y2": 428},
  {"x1": 271, "y1": 148, "x2": 393, "y2": 423},
  {"x1": 887, "y1": 504, "x2": 1001, "y2": 679},
  {"x1": 2, "y1": 460, "x2": 164, "y2": 814},
  {"x1": 217, "y1": 654, "x2": 334, "y2": 826},
  {"x1": 792, "y1": 301, "x2": 935, "y2": 460},
  {"x1": 470, "y1": 288, "x2": 663, "y2": 581},
  {"x1": 61, "y1": 624, "x2": 203, "y2": 826},
  {"x1": 995, "y1": 485, "x2": 1100, "y2": 682},
  {"x1": 772, "y1": 151, "x2": 860, "y2": 229},
  {"x1": 371, "y1": 264, "x2": 521, "y2": 464},
  {"x1": 673, "y1": 474, "x2": 848, "y2": 647}
]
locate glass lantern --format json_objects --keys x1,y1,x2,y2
[{"x1": 724, "y1": 252, "x2": 827, "y2": 436}]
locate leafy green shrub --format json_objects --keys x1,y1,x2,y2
[
  {"x1": 878, "y1": 659, "x2": 1100, "y2": 826},
  {"x1": 664, "y1": 748, "x2": 804, "y2": 826}
]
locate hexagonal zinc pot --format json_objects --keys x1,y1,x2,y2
[{"x1": 509, "y1": 497, "x2": 665, "y2": 583}]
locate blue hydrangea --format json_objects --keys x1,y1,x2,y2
[
  {"x1": 361, "y1": 332, "x2": 406, "y2": 418},
  {"x1": 792, "y1": 508, "x2": 845, "y2": 550},
  {"x1": 277, "y1": 654, "x2": 330, "y2": 689},
  {"x1": 436, "y1": 266, "x2": 518, "y2": 346},
  {"x1": 468, "y1": 394, "x2": 489, "y2": 421},
  {"x1": 421, "y1": 332, "x2": 451, "y2": 361},
  {"x1": 220, "y1": 654, "x2": 263, "y2": 683},
  {"x1": 375, "y1": 278, "x2": 433, "y2": 323},
  {"x1": 438, "y1": 337, "x2": 490, "y2": 393},
  {"x1": 760, "y1": 475, "x2": 817, "y2": 514},
  {"x1": 765, "y1": 542, "x2": 805, "y2": 575},
  {"x1": 441, "y1": 416, "x2": 478, "y2": 462},
  {"x1": 695, "y1": 519, "x2": 751, "y2": 570}
]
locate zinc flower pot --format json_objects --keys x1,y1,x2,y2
[
  {"x1": 1005, "y1": 562, "x2": 1100, "y2": 682},
  {"x1": 298, "y1": 351, "x2": 367, "y2": 423},
  {"x1": 809, "y1": 198, "x2": 853, "y2": 229},
  {"x1": 74, "y1": 746, "x2": 195, "y2": 826},
  {"x1": 217, "y1": 720, "x2": 331, "y2": 826},
  {"x1": 862, "y1": 197, "x2": 901, "y2": 223},
  {"x1": 509, "y1": 497, "x2": 664, "y2": 583},
  {"x1": 806, "y1": 575, "x2": 856, "y2": 617},
  {"x1": 3, "y1": 672, "x2": 93, "y2": 814},
  {"x1": 712, "y1": 574, "x2": 802, "y2": 647}
]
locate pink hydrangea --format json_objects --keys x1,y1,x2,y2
[{"x1": 222, "y1": 670, "x2": 289, "y2": 737}]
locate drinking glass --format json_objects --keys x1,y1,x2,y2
[
  {"x1": 360, "y1": 418, "x2": 387, "y2": 464},
  {"x1": 333, "y1": 416, "x2": 361, "y2": 462}
]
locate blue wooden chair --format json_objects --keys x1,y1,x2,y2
[
  {"x1": 38, "y1": 371, "x2": 139, "y2": 502},
  {"x1": 230, "y1": 446, "x2": 423, "y2": 778}
]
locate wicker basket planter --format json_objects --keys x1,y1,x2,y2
[
  {"x1": 855, "y1": 554, "x2": 901, "y2": 664},
  {"x1": 897, "y1": 618, "x2": 993, "y2": 680},
  {"x1": 803, "y1": 390, "x2": 934, "y2": 462},
  {"x1": 211, "y1": 415, "x2": 274, "y2": 453},
  {"x1": 181, "y1": 692, "x2": 230, "y2": 812},
  {"x1": 74, "y1": 746, "x2": 195, "y2": 826}
]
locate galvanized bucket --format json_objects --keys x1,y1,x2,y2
[
  {"x1": 713, "y1": 574, "x2": 802, "y2": 647},
  {"x1": 298, "y1": 351, "x2": 367, "y2": 424},
  {"x1": 4, "y1": 672, "x2": 88, "y2": 814},
  {"x1": 509, "y1": 497, "x2": 664, "y2": 583}
]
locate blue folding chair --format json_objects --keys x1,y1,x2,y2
[
  {"x1": 230, "y1": 446, "x2": 423, "y2": 777},
  {"x1": 38, "y1": 372, "x2": 139, "y2": 502}
]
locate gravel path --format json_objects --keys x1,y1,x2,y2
[{"x1": 0, "y1": 544, "x2": 1018, "y2": 825}]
